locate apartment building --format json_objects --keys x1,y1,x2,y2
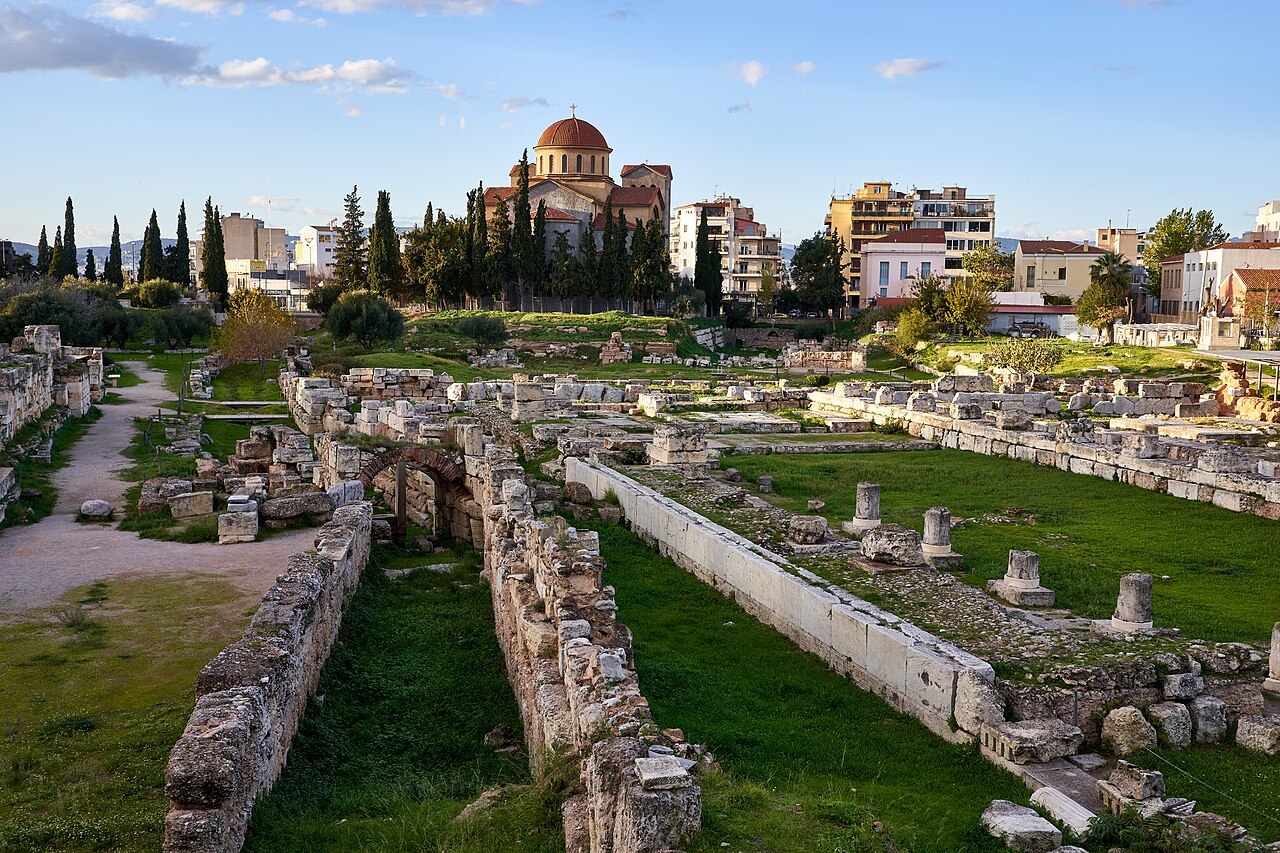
[
  {"x1": 670, "y1": 197, "x2": 783, "y2": 306},
  {"x1": 860, "y1": 228, "x2": 946, "y2": 300},
  {"x1": 825, "y1": 181, "x2": 995, "y2": 309},
  {"x1": 192, "y1": 212, "x2": 288, "y2": 285},
  {"x1": 297, "y1": 224, "x2": 338, "y2": 279},
  {"x1": 1244, "y1": 200, "x2": 1280, "y2": 241},
  {"x1": 1012, "y1": 240, "x2": 1106, "y2": 303},
  {"x1": 1169, "y1": 242, "x2": 1280, "y2": 320}
]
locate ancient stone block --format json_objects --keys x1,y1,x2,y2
[
  {"x1": 169, "y1": 491, "x2": 214, "y2": 520},
  {"x1": 1235, "y1": 714, "x2": 1280, "y2": 756},
  {"x1": 1162, "y1": 672, "x2": 1203, "y2": 700},
  {"x1": 1189, "y1": 695, "x2": 1227, "y2": 744},
  {"x1": 326, "y1": 480, "x2": 365, "y2": 509},
  {"x1": 981, "y1": 718, "x2": 1084, "y2": 764},
  {"x1": 858, "y1": 524, "x2": 924, "y2": 566},
  {"x1": 261, "y1": 492, "x2": 335, "y2": 521},
  {"x1": 79, "y1": 499, "x2": 112, "y2": 518},
  {"x1": 787, "y1": 515, "x2": 828, "y2": 545},
  {"x1": 1111, "y1": 573, "x2": 1153, "y2": 632},
  {"x1": 954, "y1": 669, "x2": 1005, "y2": 736},
  {"x1": 1147, "y1": 702, "x2": 1192, "y2": 748},
  {"x1": 1109, "y1": 760, "x2": 1165, "y2": 800},
  {"x1": 980, "y1": 799, "x2": 1062, "y2": 852},
  {"x1": 1101, "y1": 706, "x2": 1157, "y2": 756},
  {"x1": 218, "y1": 511, "x2": 258, "y2": 544},
  {"x1": 634, "y1": 756, "x2": 692, "y2": 790}
]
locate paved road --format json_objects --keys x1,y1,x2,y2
[{"x1": 0, "y1": 363, "x2": 314, "y2": 616}]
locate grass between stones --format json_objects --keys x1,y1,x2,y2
[
  {"x1": 580, "y1": 519, "x2": 1027, "y2": 853},
  {"x1": 209, "y1": 360, "x2": 284, "y2": 402},
  {"x1": 245, "y1": 546, "x2": 566, "y2": 852},
  {"x1": 724, "y1": 450, "x2": 1280, "y2": 645},
  {"x1": 1132, "y1": 746, "x2": 1280, "y2": 843},
  {"x1": 0, "y1": 406, "x2": 102, "y2": 532},
  {"x1": 0, "y1": 575, "x2": 248, "y2": 852}
]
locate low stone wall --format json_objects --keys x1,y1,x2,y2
[
  {"x1": 564, "y1": 458, "x2": 1000, "y2": 744},
  {"x1": 0, "y1": 325, "x2": 104, "y2": 446},
  {"x1": 809, "y1": 391, "x2": 1280, "y2": 521},
  {"x1": 483, "y1": 452, "x2": 701, "y2": 852},
  {"x1": 162, "y1": 503, "x2": 373, "y2": 852}
]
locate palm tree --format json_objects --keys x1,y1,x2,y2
[{"x1": 1079, "y1": 251, "x2": 1132, "y2": 344}]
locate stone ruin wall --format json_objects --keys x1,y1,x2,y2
[
  {"x1": 564, "y1": 457, "x2": 1006, "y2": 745},
  {"x1": 162, "y1": 503, "x2": 373, "y2": 853},
  {"x1": 782, "y1": 341, "x2": 868, "y2": 372},
  {"x1": 0, "y1": 324, "x2": 104, "y2": 446},
  {"x1": 809, "y1": 378, "x2": 1280, "y2": 523},
  {"x1": 481, "y1": 449, "x2": 702, "y2": 852}
]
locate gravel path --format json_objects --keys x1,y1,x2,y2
[{"x1": 0, "y1": 363, "x2": 314, "y2": 616}]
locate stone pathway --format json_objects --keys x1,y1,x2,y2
[{"x1": 0, "y1": 363, "x2": 313, "y2": 618}]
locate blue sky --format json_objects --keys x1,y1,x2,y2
[{"x1": 2, "y1": 0, "x2": 1276, "y2": 250}]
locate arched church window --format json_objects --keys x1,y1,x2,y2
[
  {"x1": 590, "y1": 155, "x2": 596, "y2": 173},
  {"x1": 576, "y1": 154, "x2": 583, "y2": 172},
  {"x1": 561, "y1": 154, "x2": 568, "y2": 172}
]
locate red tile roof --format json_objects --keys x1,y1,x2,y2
[
  {"x1": 867, "y1": 227, "x2": 946, "y2": 245},
  {"x1": 591, "y1": 213, "x2": 639, "y2": 230},
  {"x1": 1233, "y1": 268, "x2": 1280, "y2": 289},
  {"x1": 608, "y1": 185, "x2": 660, "y2": 206},
  {"x1": 542, "y1": 206, "x2": 580, "y2": 223},
  {"x1": 1205, "y1": 241, "x2": 1280, "y2": 251},
  {"x1": 992, "y1": 304, "x2": 1076, "y2": 314},
  {"x1": 621, "y1": 163, "x2": 672, "y2": 177},
  {"x1": 537, "y1": 117, "x2": 610, "y2": 150},
  {"x1": 483, "y1": 186, "x2": 516, "y2": 203},
  {"x1": 1159, "y1": 253, "x2": 1185, "y2": 264},
  {"x1": 1018, "y1": 239, "x2": 1106, "y2": 255}
]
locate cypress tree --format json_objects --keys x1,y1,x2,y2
[
  {"x1": 171, "y1": 201, "x2": 190, "y2": 284},
  {"x1": 140, "y1": 209, "x2": 164, "y2": 282},
  {"x1": 37, "y1": 226, "x2": 51, "y2": 273},
  {"x1": 333, "y1": 185, "x2": 366, "y2": 290},
  {"x1": 578, "y1": 217, "x2": 598, "y2": 300},
  {"x1": 532, "y1": 200, "x2": 547, "y2": 293},
  {"x1": 366, "y1": 189, "x2": 405, "y2": 297},
  {"x1": 424, "y1": 201, "x2": 434, "y2": 231},
  {"x1": 615, "y1": 213, "x2": 632, "y2": 298},
  {"x1": 50, "y1": 226, "x2": 63, "y2": 277},
  {"x1": 694, "y1": 206, "x2": 722, "y2": 316},
  {"x1": 201, "y1": 198, "x2": 229, "y2": 308},
  {"x1": 84, "y1": 249, "x2": 97, "y2": 282},
  {"x1": 598, "y1": 202, "x2": 616, "y2": 296},
  {"x1": 472, "y1": 184, "x2": 488, "y2": 296},
  {"x1": 106, "y1": 216, "x2": 124, "y2": 287},
  {"x1": 512, "y1": 149, "x2": 534, "y2": 303},
  {"x1": 488, "y1": 195, "x2": 513, "y2": 301},
  {"x1": 60, "y1": 197, "x2": 77, "y2": 278}
]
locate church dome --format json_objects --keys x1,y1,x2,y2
[{"x1": 537, "y1": 116, "x2": 610, "y2": 150}]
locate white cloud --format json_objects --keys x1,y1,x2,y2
[
  {"x1": 188, "y1": 56, "x2": 417, "y2": 93},
  {"x1": 246, "y1": 195, "x2": 328, "y2": 215},
  {"x1": 268, "y1": 8, "x2": 327, "y2": 24},
  {"x1": 91, "y1": 0, "x2": 159, "y2": 21},
  {"x1": 727, "y1": 100, "x2": 753, "y2": 114},
  {"x1": 438, "y1": 113, "x2": 446, "y2": 126},
  {"x1": 434, "y1": 82, "x2": 460, "y2": 99},
  {"x1": 336, "y1": 97, "x2": 362, "y2": 117},
  {"x1": 458, "y1": 115, "x2": 466, "y2": 129},
  {"x1": 155, "y1": 0, "x2": 245, "y2": 15},
  {"x1": 791, "y1": 60, "x2": 815, "y2": 74},
  {"x1": 501, "y1": 95, "x2": 549, "y2": 112},
  {"x1": 872, "y1": 57, "x2": 945, "y2": 81},
  {"x1": 0, "y1": 7, "x2": 203, "y2": 78},
  {"x1": 736, "y1": 59, "x2": 766, "y2": 86},
  {"x1": 304, "y1": 0, "x2": 495, "y2": 14},
  {"x1": 1005, "y1": 223, "x2": 1091, "y2": 242}
]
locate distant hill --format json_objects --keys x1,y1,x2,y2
[{"x1": 4, "y1": 239, "x2": 173, "y2": 271}]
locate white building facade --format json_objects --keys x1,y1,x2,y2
[
  {"x1": 860, "y1": 228, "x2": 946, "y2": 300},
  {"x1": 670, "y1": 197, "x2": 783, "y2": 305},
  {"x1": 1176, "y1": 242, "x2": 1280, "y2": 317},
  {"x1": 296, "y1": 225, "x2": 338, "y2": 280},
  {"x1": 909, "y1": 186, "x2": 996, "y2": 276}
]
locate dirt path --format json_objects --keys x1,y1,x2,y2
[{"x1": 0, "y1": 364, "x2": 314, "y2": 616}]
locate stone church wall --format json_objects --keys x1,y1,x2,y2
[{"x1": 162, "y1": 503, "x2": 373, "y2": 853}]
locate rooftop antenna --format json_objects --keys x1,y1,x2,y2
[{"x1": 1126, "y1": 209, "x2": 1132, "y2": 228}]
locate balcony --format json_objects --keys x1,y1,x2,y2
[{"x1": 850, "y1": 209, "x2": 914, "y2": 218}]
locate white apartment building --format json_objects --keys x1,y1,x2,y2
[
  {"x1": 670, "y1": 197, "x2": 783, "y2": 305},
  {"x1": 1175, "y1": 242, "x2": 1280, "y2": 317},
  {"x1": 860, "y1": 228, "x2": 946, "y2": 300},
  {"x1": 297, "y1": 224, "x2": 338, "y2": 279},
  {"x1": 1248, "y1": 200, "x2": 1280, "y2": 241},
  {"x1": 909, "y1": 186, "x2": 996, "y2": 276}
]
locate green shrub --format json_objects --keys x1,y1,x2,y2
[
  {"x1": 132, "y1": 279, "x2": 181, "y2": 309},
  {"x1": 306, "y1": 281, "x2": 345, "y2": 317},
  {"x1": 795, "y1": 320, "x2": 825, "y2": 342},
  {"x1": 151, "y1": 305, "x2": 212, "y2": 348},
  {"x1": 326, "y1": 290, "x2": 404, "y2": 351},
  {"x1": 895, "y1": 307, "x2": 931, "y2": 351},
  {"x1": 455, "y1": 314, "x2": 509, "y2": 348},
  {"x1": 93, "y1": 301, "x2": 143, "y2": 348},
  {"x1": 0, "y1": 288, "x2": 95, "y2": 344}
]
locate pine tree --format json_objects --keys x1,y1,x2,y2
[
  {"x1": 84, "y1": 249, "x2": 98, "y2": 282},
  {"x1": 50, "y1": 226, "x2": 63, "y2": 277},
  {"x1": 60, "y1": 197, "x2": 77, "y2": 278},
  {"x1": 37, "y1": 226, "x2": 51, "y2": 273},
  {"x1": 532, "y1": 200, "x2": 547, "y2": 294},
  {"x1": 140, "y1": 209, "x2": 164, "y2": 282},
  {"x1": 106, "y1": 217, "x2": 124, "y2": 287},
  {"x1": 694, "y1": 206, "x2": 722, "y2": 316},
  {"x1": 170, "y1": 201, "x2": 190, "y2": 284},
  {"x1": 512, "y1": 149, "x2": 534, "y2": 305},
  {"x1": 201, "y1": 198, "x2": 229, "y2": 308},
  {"x1": 366, "y1": 189, "x2": 405, "y2": 298},
  {"x1": 333, "y1": 185, "x2": 367, "y2": 290}
]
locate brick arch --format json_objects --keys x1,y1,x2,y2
[{"x1": 357, "y1": 445, "x2": 464, "y2": 490}]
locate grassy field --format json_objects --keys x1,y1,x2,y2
[
  {"x1": 0, "y1": 575, "x2": 251, "y2": 852},
  {"x1": 245, "y1": 547, "x2": 563, "y2": 852},
  {"x1": 1131, "y1": 746, "x2": 1280, "y2": 843},
  {"x1": 916, "y1": 339, "x2": 1219, "y2": 379},
  {"x1": 582, "y1": 520, "x2": 1026, "y2": 853},
  {"x1": 209, "y1": 360, "x2": 284, "y2": 402},
  {"x1": 724, "y1": 450, "x2": 1279, "y2": 644}
]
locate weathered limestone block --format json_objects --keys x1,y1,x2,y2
[
  {"x1": 981, "y1": 719, "x2": 1084, "y2": 764},
  {"x1": 922, "y1": 507, "x2": 951, "y2": 554},
  {"x1": 235, "y1": 438, "x2": 271, "y2": 460},
  {"x1": 1029, "y1": 787, "x2": 1095, "y2": 839},
  {"x1": 1265, "y1": 621, "x2": 1280, "y2": 695},
  {"x1": 951, "y1": 401, "x2": 985, "y2": 419},
  {"x1": 326, "y1": 480, "x2": 364, "y2": 509},
  {"x1": 1109, "y1": 760, "x2": 1165, "y2": 800},
  {"x1": 218, "y1": 511, "x2": 258, "y2": 544},
  {"x1": 995, "y1": 409, "x2": 1032, "y2": 431},
  {"x1": 988, "y1": 550, "x2": 1055, "y2": 607},
  {"x1": 1163, "y1": 672, "x2": 1203, "y2": 700},
  {"x1": 980, "y1": 799, "x2": 1061, "y2": 853},
  {"x1": 787, "y1": 515, "x2": 828, "y2": 545},
  {"x1": 858, "y1": 523, "x2": 924, "y2": 566},
  {"x1": 1147, "y1": 701, "x2": 1192, "y2": 748},
  {"x1": 1235, "y1": 714, "x2": 1280, "y2": 755},
  {"x1": 80, "y1": 499, "x2": 112, "y2": 518},
  {"x1": 260, "y1": 492, "x2": 335, "y2": 521},
  {"x1": 1189, "y1": 695, "x2": 1227, "y2": 744},
  {"x1": 954, "y1": 669, "x2": 1005, "y2": 735},
  {"x1": 1111, "y1": 573, "x2": 1153, "y2": 632},
  {"x1": 906, "y1": 391, "x2": 935, "y2": 412},
  {"x1": 169, "y1": 491, "x2": 214, "y2": 520},
  {"x1": 757, "y1": 475, "x2": 772, "y2": 493},
  {"x1": 842, "y1": 481, "x2": 881, "y2": 534},
  {"x1": 1197, "y1": 446, "x2": 1254, "y2": 473},
  {"x1": 1101, "y1": 706, "x2": 1157, "y2": 756}
]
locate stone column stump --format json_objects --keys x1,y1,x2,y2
[
  {"x1": 987, "y1": 550, "x2": 1056, "y2": 606},
  {"x1": 1264, "y1": 621, "x2": 1280, "y2": 695},
  {"x1": 922, "y1": 506, "x2": 963, "y2": 569},
  {"x1": 842, "y1": 482, "x2": 881, "y2": 535}
]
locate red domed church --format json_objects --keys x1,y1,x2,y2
[{"x1": 483, "y1": 109, "x2": 672, "y2": 253}]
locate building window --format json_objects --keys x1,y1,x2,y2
[
  {"x1": 879, "y1": 287, "x2": 888, "y2": 297},
  {"x1": 561, "y1": 154, "x2": 568, "y2": 172},
  {"x1": 537, "y1": 156, "x2": 542, "y2": 174},
  {"x1": 576, "y1": 154, "x2": 583, "y2": 172},
  {"x1": 879, "y1": 261, "x2": 889, "y2": 286},
  {"x1": 1058, "y1": 267, "x2": 1067, "y2": 280},
  {"x1": 547, "y1": 157, "x2": 553, "y2": 174},
  {"x1": 899, "y1": 261, "x2": 908, "y2": 279},
  {"x1": 921, "y1": 262, "x2": 931, "y2": 277},
  {"x1": 590, "y1": 155, "x2": 596, "y2": 173}
]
